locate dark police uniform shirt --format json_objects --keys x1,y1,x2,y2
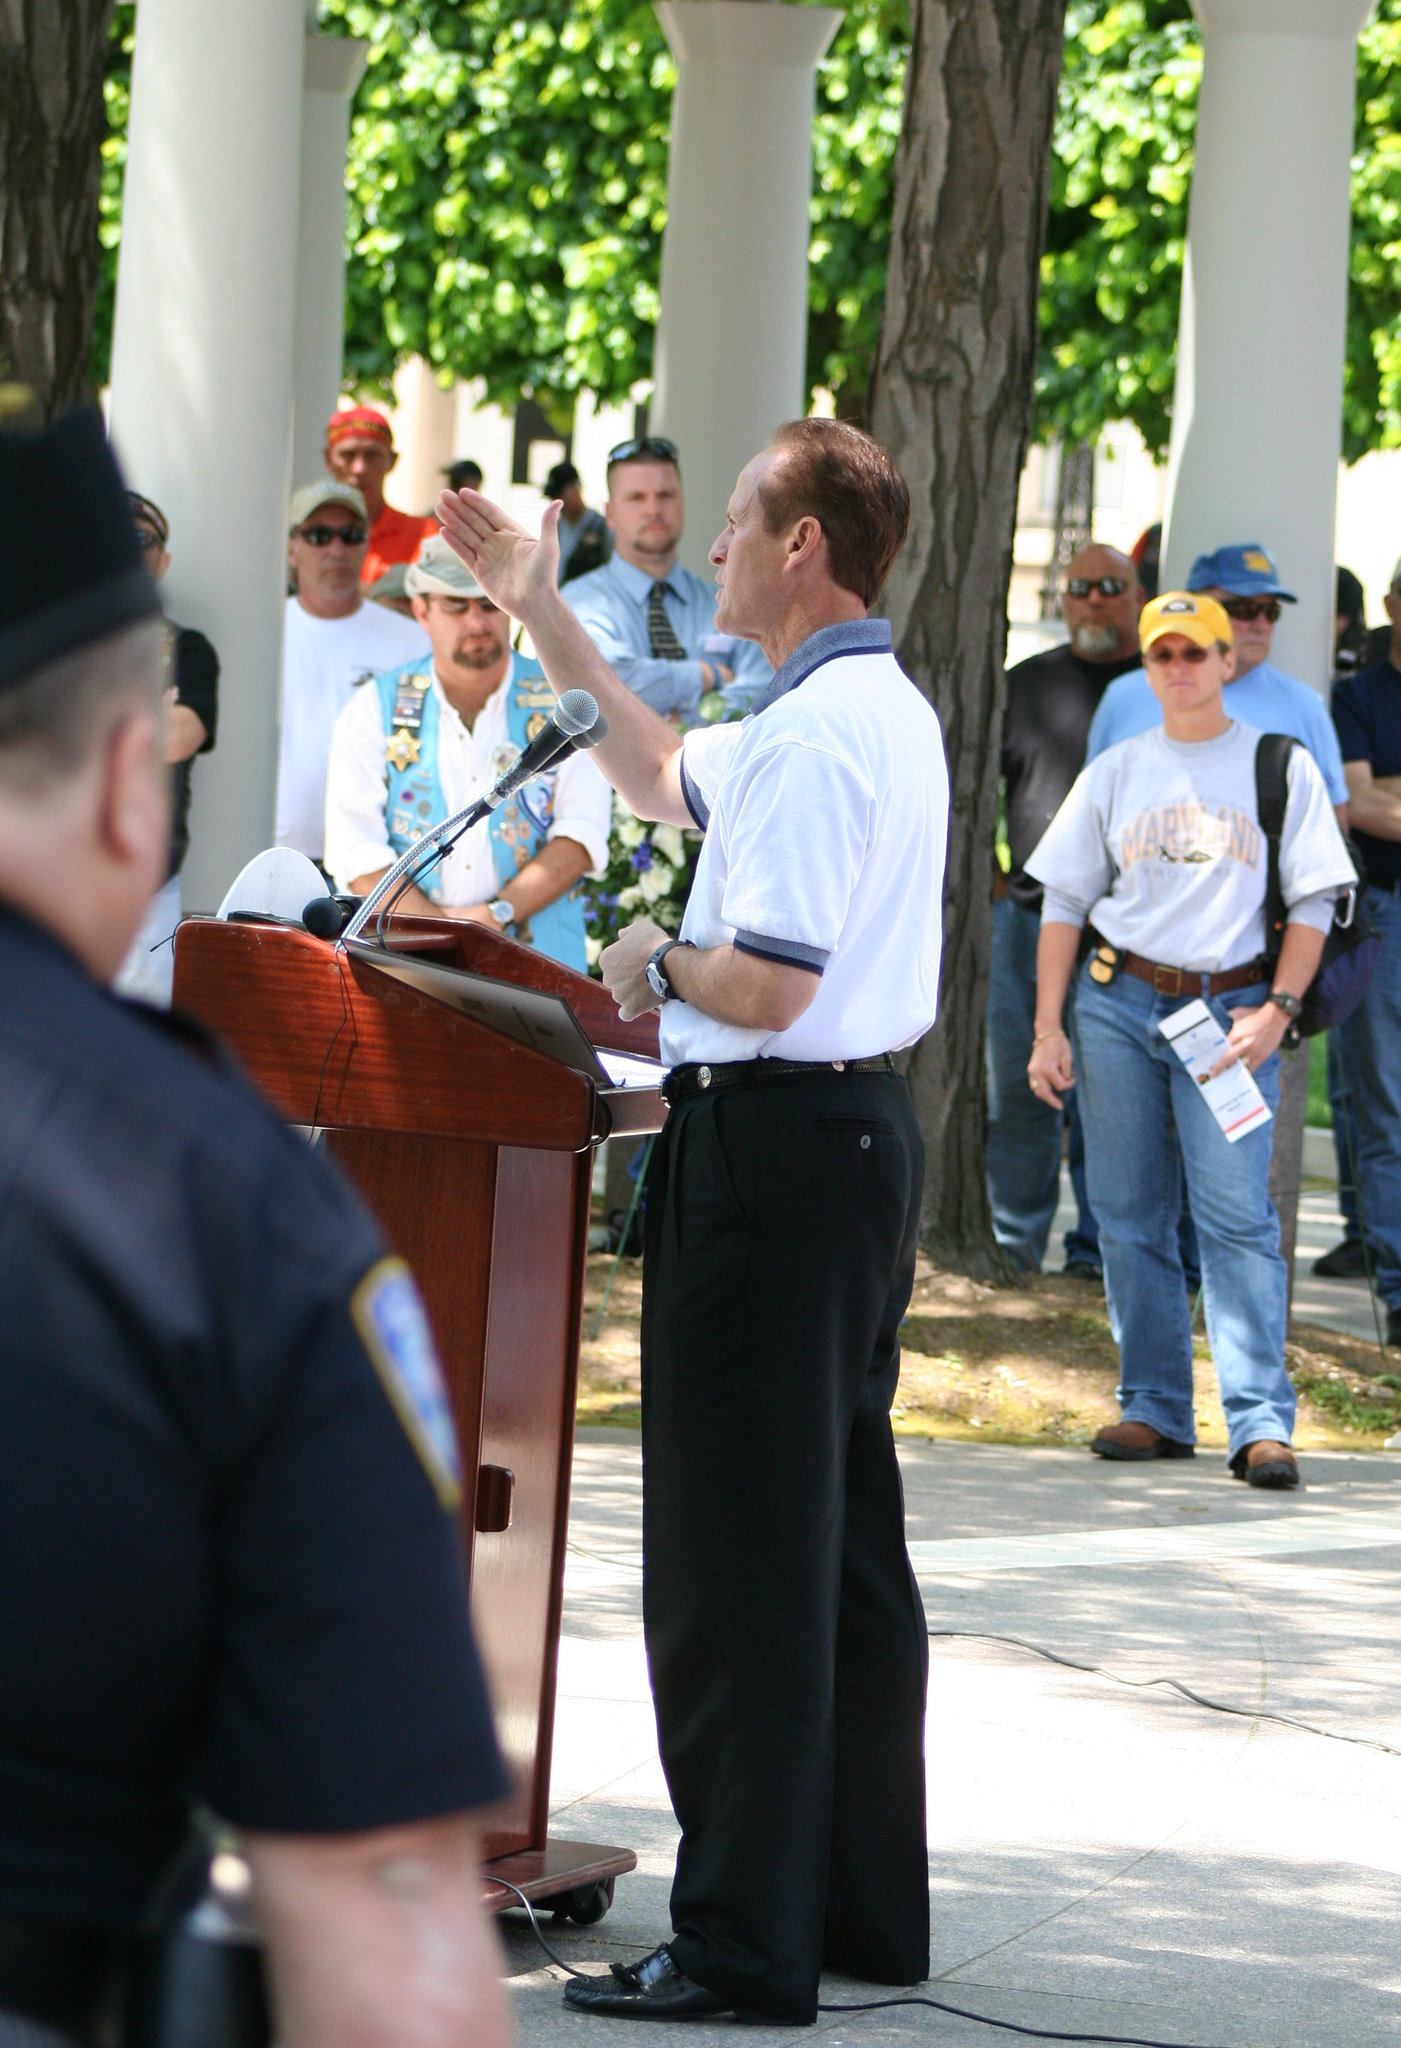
[
  {"x1": 0, "y1": 903, "x2": 507, "y2": 1928},
  {"x1": 1002, "y1": 641, "x2": 1142, "y2": 909},
  {"x1": 1332, "y1": 654, "x2": 1401, "y2": 889}
]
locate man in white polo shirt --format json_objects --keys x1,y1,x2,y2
[{"x1": 438, "y1": 418, "x2": 948, "y2": 2027}]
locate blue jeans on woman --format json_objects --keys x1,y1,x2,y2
[
  {"x1": 1340, "y1": 885, "x2": 1401, "y2": 1312},
  {"x1": 1071, "y1": 964, "x2": 1294, "y2": 1462}
]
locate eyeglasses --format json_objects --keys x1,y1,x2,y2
[
  {"x1": 1145, "y1": 643, "x2": 1211, "y2": 666},
  {"x1": 1221, "y1": 597, "x2": 1281, "y2": 623},
  {"x1": 134, "y1": 529, "x2": 164, "y2": 554},
  {"x1": 606, "y1": 436, "x2": 680, "y2": 468},
  {"x1": 296, "y1": 522, "x2": 368, "y2": 548},
  {"x1": 1065, "y1": 577, "x2": 1130, "y2": 599}
]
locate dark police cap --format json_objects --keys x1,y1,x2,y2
[{"x1": 0, "y1": 407, "x2": 162, "y2": 693}]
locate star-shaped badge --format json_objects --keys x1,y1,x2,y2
[{"x1": 385, "y1": 727, "x2": 421, "y2": 771}]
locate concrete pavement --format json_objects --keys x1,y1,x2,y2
[{"x1": 501, "y1": 1429, "x2": 1401, "y2": 2048}]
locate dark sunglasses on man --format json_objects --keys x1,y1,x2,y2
[
  {"x1": 606, "y1": 435, "x2": 680, "y2": 467},
  {"x1": 296, "y1": 521, "x2": 368, "y2": 548},
  {"x1": 1221, "y1": 597, "x2": 1282, "y2": 623},
  {"x1": 1065, "y1": 576, "x2": 1131, "y2": 599}
]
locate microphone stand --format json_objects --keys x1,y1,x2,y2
[{"x1": 339, "y1": 715, "x2": 595, "y2": 948}]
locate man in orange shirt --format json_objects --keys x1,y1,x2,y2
[{"x1": 324, "y1": 406, "x2": 436, "y2": 586}]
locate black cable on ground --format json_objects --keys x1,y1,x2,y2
[
  {"x1": 490, "y1": 1877, "x2": 587, "y2": 1977},
  {"x1": 817, "y1": 1992, "x2": 1222, "y2": 2046},
  {"x1": 928, "y1": 1628, "x2": 1401, "y2": 1758}
]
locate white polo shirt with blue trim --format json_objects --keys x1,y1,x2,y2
[{"x1": 660, "y1": 619, "x2": 950, "y2": 1068}]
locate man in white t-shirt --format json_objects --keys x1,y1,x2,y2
[
  {"x1": 275, "y1": 480, "x2": 429, "y2": 862},
  {"x1": 323, "y1": 536, "x2": 609, "y2": 967},
  {"x1": 437, "y1": 419, "x2": 947, "y2": 2026},
  {"x1": 1027, "y1": 593, "x2": 1355, "y2": 1489}
]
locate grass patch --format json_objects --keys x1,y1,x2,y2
[{"x1": 579, "y1": 1254, "x2": 1398, "y2": 1451}]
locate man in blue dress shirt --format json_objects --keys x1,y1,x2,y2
[{"x1": 563, "y1": 436, "x2": 771, "y2": 722}]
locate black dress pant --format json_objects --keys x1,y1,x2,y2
[{"x1": 640, "y1": 1069, "x2": 930, "y2": 2023}]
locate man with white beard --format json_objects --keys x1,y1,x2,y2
[{"x1": 988, "y1": 544, "x2": 1144, "y2": 1275}]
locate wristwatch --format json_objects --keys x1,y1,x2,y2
[
  {"x1": 486, "y1": 898, "x2": 515, "y2": 930},
  {"x1": 1267, "y1": 989, "x2": 1303, "y2": 1020},
  {"x1": 645, "y1": 939, "x2": 694, "y2": 1003}
]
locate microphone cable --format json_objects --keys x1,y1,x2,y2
[{"x1": 497, "y1": 1617, "x2": 1401, "y2": 2045}]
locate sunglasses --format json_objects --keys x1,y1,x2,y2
[
  {"x1": 1066, "y1": 576, "x2": 1130, "y2": 599},
  {"x1": 1145, "y1": 643, "x2": 1212, "y2": 666},
  {"x1": 1221, "y1": 597, "x2": 1281, "y2": 623},
  {"x1": 296, "y1": 522, "x2": 367, "y2": 548},
  {"x1": 607, "y1": 435, "x2": 680, "y2": 467}
]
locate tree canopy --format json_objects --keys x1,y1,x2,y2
[{"x1": 94, "y1": 0, "x2": 1401, "y2": 463}]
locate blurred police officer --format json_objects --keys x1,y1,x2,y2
[{"x1": 0, "y1": 410, "x2": 512, "y2": 2048}]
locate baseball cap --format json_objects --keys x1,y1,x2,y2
[
  {"x1": 0, "y1": 408, "x2": 161, "y2": 693},
  {"x1": 288, "y1": 480, "x2": 367, "y2": 531},
  {"x1": 1139, "y1": 591, "x2": 1234, "y2": 653},
  {"x1": 1187, "y1": 544, "x2": 1296, "y2": 602},
  {"x1": 405, "y1": 534, "x2": 486, "y2": 599}
]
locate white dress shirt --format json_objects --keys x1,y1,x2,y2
[
  {"x1": 661, "y1": 620, "x2": 950, "y2": 1067},
  {"x1": 275, "y1": 597, "x2": 430, "y2": 859},
  {"x1": 323, "y1": 655, "x2": 612, "y2": 903}
]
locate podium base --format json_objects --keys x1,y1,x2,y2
[{"x1": 483, "y1": 1837, "x2": 637, "y2": 1923}]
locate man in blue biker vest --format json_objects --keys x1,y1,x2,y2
[{"x1": 323, "y1": 534, "x2": 611, "y2": 966}]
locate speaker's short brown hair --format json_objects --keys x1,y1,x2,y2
[{"x1": 757, "y1": 419, "x2": 910, "y2": 607}]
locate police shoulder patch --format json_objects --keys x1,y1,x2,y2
[{"x1": 351, "y1": 1257, "x2": 462, "y2": 1511}]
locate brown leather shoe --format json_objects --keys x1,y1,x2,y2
[
  {"x1": 1236, "y1": 1439, "x2": 1299, "y2": 1489},
  {"x1": 1090, "y1": 1421, "x2": 1195, "y2": 1461}
]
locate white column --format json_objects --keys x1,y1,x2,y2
[
  {"x1": 1161, "y1": 0, "x2": 1371, "y2": 691},
  {"x1": 388, "y1": 356, "x2": 459, "y2": 516},
  {"x1": 291, "y1": 32, "x2": 369, "y2": 491},
  {"x1": 108, "y1": 0, "x2": 306, "y2": 910},
  {"x1": 650, "y1": 0, "x2": 841, "y2": 573}
]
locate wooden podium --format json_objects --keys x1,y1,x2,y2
[{"x1": 173, "y1": 914, "x2": 665, "y2": 1921}]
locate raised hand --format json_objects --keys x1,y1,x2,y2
[{"x1": 435, "y1": 488, "x2": 562, "y2": 624}]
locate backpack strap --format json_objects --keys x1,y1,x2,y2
[{"x1": 1254, "y1": 732, "x2": 1296, "y2": 967}]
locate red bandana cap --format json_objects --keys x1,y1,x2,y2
[{"x1": 325, "y1": 405, "x2": 394, "y2": 451}]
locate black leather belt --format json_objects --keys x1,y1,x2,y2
[{"x1": 662, "y1": 1053, "x2": 896, "y2": 1105}]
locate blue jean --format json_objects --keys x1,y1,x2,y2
[
  {"x1": 986, "y1": 896, "x2": 1100, "y2": 1272},
  {"x1": 1339, "y1": 886, "x2": 1401, "y2": 1310},
  {"x1": 1072, "y1": 966, "x2": 1294, "y2": 1460}
]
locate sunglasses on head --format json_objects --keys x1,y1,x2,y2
[
  {"x1": 1221, "y1": 597, "x2": 1281, "y2": 623},
  {"x1": 606, "y1": 435, "x2": 680, "y2": 467},
  {"x1": 296, "y1": 521, "x2": 367, "y2": 548},
  {"x1": 1145, "y1": 642, "x2": 1212, "y2": 666},
  {"x1": 1066, "y1": 576, "x2": 1130, "y2": 599}
]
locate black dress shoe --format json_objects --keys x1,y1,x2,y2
[
  {"x1": 564, "y1": 1945, "x2": 732, "y2": 2020},
  {"x1": 1313, "y1": 1238, "x2": 1372, "y2": 1279}
]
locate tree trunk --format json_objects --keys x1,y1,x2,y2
[
  {"x1": 0, "y1": 0, "x2": 114, "y2": 422},
  {"x1": 870, "y1": 0, "x2": 1069, "y2": 1277}
]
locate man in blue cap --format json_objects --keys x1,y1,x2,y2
[{"x1": 1084, "y1": 543, "x2": 1350, "y2": 1280}]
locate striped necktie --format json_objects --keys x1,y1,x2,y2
[{"x1": 647, "y1": 581, "x2": 686, "y2": 661}]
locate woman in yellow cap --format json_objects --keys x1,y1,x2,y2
[{"x1": 1024, "y1": 593, "x2": 1356, "y2": 1489}]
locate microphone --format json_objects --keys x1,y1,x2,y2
[
  {"x1": 487, "y1": 689, "x2": 601, "y2": 804},
  {"x1": 340, "y1": 690, "x2": 602, "y2": 946},
  {"x1": 302, "y1": 894, "x2": 361, "y2": 940}
]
